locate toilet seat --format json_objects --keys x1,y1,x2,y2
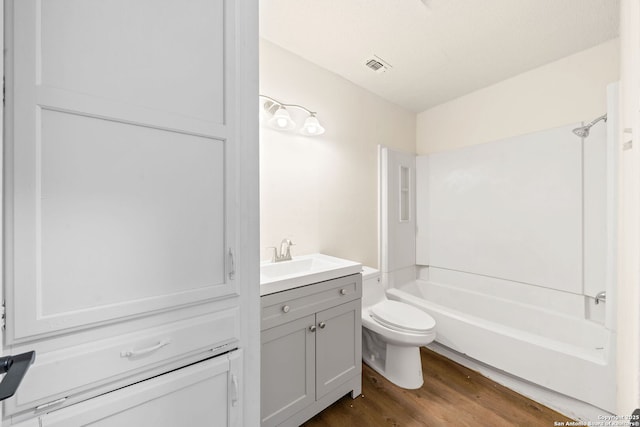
[{"x1": 369, "y1": 300, "x2": 435, "y2": 334}]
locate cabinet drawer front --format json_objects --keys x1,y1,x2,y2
[
  {"x1": 8, "y1": 309, "x2": 238, "y2": 414},
  {"x1": 41, "y1": 354, "x2": 233, "y2": 427},
  {"x1": 261, "y1": 274, "x2": 362, "y2": 330}
]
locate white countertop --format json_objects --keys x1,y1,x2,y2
[{"x1": 260, "y1": 253, "x2": 362, "y2": 296}]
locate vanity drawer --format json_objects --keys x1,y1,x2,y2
[
  {"x1": 7, "y1": 309, "x2": 238, "y2": 415},
  {"x1": 261, "y1": 274, "x2": 362, "y2": 330}
]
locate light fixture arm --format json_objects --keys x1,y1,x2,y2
[
  {"x1": 259, "y1": 94, "x2": 318, "y2": 116},
  {"x1": 260, "y1": 94, "x2": 325, "y2": 136}
]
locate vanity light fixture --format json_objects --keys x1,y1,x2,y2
[
  {"x1": 268, "y1": 106, "x2": 296, "y2": 130},
  {"x1": 260, "y1": 94, "x2": 326, "y2": 136},
  {"x1": 300, "y1": 113, "x2": 325, "y2": 136}
]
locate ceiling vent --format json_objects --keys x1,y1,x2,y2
[{"x1": 365, "y1": 55, "x2": 392, "y2": 73}]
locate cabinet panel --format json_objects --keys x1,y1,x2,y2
[
  {"x1": 7, "y1": 309, "x2": 238, "y2": 415},
  {"x1": 40, "y1": 0, "x2": 225, "y2": 126},
  {"x1": 261, "y1": 315, "x2": 315, "y2": 427},
  {"x1": 41, "y1": 354, "x2": 235, "y2": 427},
  {"x1": 39, "y1": 110, "x2": 225, "y2": 315},
  {"x1": 9, "y1": 420, "x2": 39, "y2": 427},
  {"x1": 6, "y1": 0, "x2": 237, "y2": 342},
  {"x1": 316, "y1": 300, "x2": 362, "y2": 399}
]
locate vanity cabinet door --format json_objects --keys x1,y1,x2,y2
[
  {"x1": 261, "y1": 315, "x2": 316, "y2": 427},
  {"x1": 315, "y1": 300, "x2": 362, "y2": 399}
]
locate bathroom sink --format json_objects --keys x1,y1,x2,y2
[{"x1": 260, "y1": 253, "x2": 362, "y2": 296}]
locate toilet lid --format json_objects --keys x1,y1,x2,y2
[{"x1": 370, "y1": 300, "x2": 435, "y2": 333}]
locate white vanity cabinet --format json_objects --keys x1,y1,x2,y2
[
  {"x1": 260, "y1": 274, "x2": 362, "y2": 427},
  {"x1": 3, "y1": 0, "x2": 258, "y2": 425}
]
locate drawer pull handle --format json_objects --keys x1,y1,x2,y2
[
  {"x1": 340, "y1": 289, "x2": 347, "y2": 295},
  {"x1": 35, "y1": 397, "x2": 67, "y2": 411},
  {"x1": 228, "y1": 248, "x2": 236, "y2": 280},
  {"x1": 120, "y1": 340, "x2": 171, "y2": 358},
  {"x1": 309, "y1": 325, "x2": 316, "y2": 332},
  {"x1": 319, "y1": 321, "x2": 326, "y2": 329},
  {"x1": 230, "y1": 374, "x2": 239, "y2": 407},
  {"x1": 282, "y1": 305, "x2": 290, "y2": 313}
]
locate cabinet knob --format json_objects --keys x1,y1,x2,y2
[
  {"x1": 319, "y1": 321, "x2": 326, "y2": 329},
  {"x1": 340, "y1": 289, "x2": 347, "y2": 295},
  {"x1": 282, "y1": 305, "x2": 290, "y2": 313},
  {"x1": 309, "y1": 325, "x2": 316, "y2": 332}
]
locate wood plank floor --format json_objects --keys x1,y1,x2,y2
[{"x1": 303, "y1": 347, "x2": 573, "y2": 427}]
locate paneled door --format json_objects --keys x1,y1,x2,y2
[
  {"x1": 261, "y1": 315, "x2": 316, "y2": 427},
  {"x1": 315, "y1": 300, "x2": 361, "y2": 399},
  {"x1": 5, "y1": 0, "x2": 238, "y2": 342},
  {"x1": 39, "y1": 351, "x2": 242, "y2": 427}
]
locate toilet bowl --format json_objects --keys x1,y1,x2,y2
[{"x1": 361, "y1": 267, "x2": 436, "y2": 389}]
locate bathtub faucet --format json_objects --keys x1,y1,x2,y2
[{"x1": 595, "y1": 291, "x2": 606, "y2": 305}]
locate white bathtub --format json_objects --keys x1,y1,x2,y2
[{"x1": 387, "y1": 273, "x2": 616, "y2": 412}]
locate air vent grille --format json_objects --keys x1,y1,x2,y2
[
  {"x1": 366, "y1": 59, "x2": 385, "y2": 71},
  {"x1": 364, "y1": 55, "x2": 392, "y2": 73}
]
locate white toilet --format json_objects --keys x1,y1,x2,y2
[{"x1": 361, "y1": 267, "x2": 436, "y2": 389}]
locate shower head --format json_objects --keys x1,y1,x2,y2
[
  {"x1": 572, "y1": 126, "x2": 590, "y2": 138},
  {"x1": 572, "y1": 114, "x2": 607, "y2": 138}
]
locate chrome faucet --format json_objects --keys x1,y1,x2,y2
[
  {"x1": 269, "y1": 238, "x2": 294, "y2": 263},
  {"x1": 595, "y1": 291, "x2": 606, "y2": 305}
]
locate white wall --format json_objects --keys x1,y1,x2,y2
[
  {"x1": 260, "y1": 39, "x2": 415, "y2": 268},
  {"x1": 416, "y1": 39, "x2": 620, "y2": 154}
]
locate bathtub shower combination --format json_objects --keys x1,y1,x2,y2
[{"x1": 378, "y1": 84, "x2": 619, "y2": 414}]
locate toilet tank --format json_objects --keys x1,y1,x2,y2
[{"x1": 361, "y1": 266, "x2": 385, "y2": 309}]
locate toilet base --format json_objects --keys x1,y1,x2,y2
[{"x1": 362, "y1": 328, "x2": 424, "y2": 389}]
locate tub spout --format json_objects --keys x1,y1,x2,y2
[{"x1": 595, "y1": 291, "x2": 606, "y2": 305}]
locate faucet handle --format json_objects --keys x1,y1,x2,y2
[
  {"x1": 266, "y1": 246, "x2": 279, "y2": 262},
  {"x1": 284, "y1": 240, "x2": 295, "y2": 258}
]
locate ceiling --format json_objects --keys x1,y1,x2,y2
[{"x1": 259, "y1": 0, "x2": 620, "y2": 112}]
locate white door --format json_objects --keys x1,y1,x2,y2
[{"x1": 5, "y1": 0, "x2": 238, "y2": 342}]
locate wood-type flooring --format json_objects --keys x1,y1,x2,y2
[{"x1": 303, "y1": 347, "x2": 574, "y2": 427}]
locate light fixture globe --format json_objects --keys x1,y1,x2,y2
[
  {"x1": 300, "y1": 114, "x2": 325, "y2": 136},
  {"x1": 268, "y1": 106, "x2": 296, "y2": 131}
]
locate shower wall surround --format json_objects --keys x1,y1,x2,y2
[
  {"x1": 394, "y1": 85, "x2": 618, "y2": 413},
  {"x1": 418, "y1": 83, "x2": 617, "y2": 308},
  {"x1": 380, "y1": 83, "x2": 618, "y2": 414},
  {"x1": 421, "y1": 124, "x2": 584, "y2": 294}
]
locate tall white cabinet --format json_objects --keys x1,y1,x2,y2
[{"x1": 2, "y1": 0, "x2": 259, "y2": 425}]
